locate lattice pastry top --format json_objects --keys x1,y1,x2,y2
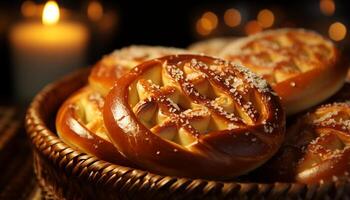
[
  {"x1": 219, "y1": 28, "x2": 346, "y2": 115},
  {"x1": 89, "y1": 45, "x2": 189, "y2": 96},
  {"x1": 103, "y1": 54, "x2": 285, "y2": 179},
  {"x1": 257, "y1": 102, "x2": 350, "y2": 184},
  {"x1": 56, "y1": 86, "x2": 133, "y2": 166}
]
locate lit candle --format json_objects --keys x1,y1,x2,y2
[{"x1": 10, "y1": 1, "x2": 88, "y2": 103}]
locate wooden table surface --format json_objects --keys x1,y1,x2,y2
[{"x1": 0, "y1": 106, "x2": 41, "y2": 199}]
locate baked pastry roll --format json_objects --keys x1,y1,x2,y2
[
  {"x1": 89, "y1": 45, "x2": 188, "y2": 96},
  {"x1": 258, "y1": 102, "x2": 350, "y2": 184},
  {"x1": 56, "y1": 86, "x2": 132, "y2": 166},
  {"x1": 188, "y1": 37, "x2": 238, "y2": 56},
  {"x1": 103, "y1": 54, "x2": 285, "y2": 179},
  {"x1": 56, "y1": 46, "x2": 189, "y2": 167},
  {"x1": 220, "y1": 29, "x2": 347, "y2": 115}
]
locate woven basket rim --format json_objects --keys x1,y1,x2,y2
[{"x1": 25, "y1": 68, "x2": 350, "y2": 198}]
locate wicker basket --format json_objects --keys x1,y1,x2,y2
[{"x1": 25, "y1": 69, "x2": 350, "y2": 199}]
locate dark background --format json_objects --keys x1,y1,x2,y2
[{"x1": 0, "y1": 0, "x2": 349, "y2": 103}]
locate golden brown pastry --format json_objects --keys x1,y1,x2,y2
[
  {"x1": 56, "y1": 86, "x2": 133, "y2": 166},
  {"x1": 220, "y1": 28, "x2": 347, "y2": 115},
  {"x1": 103, "y1": 54, "x2": 285, "y2": 179},
  {"x1": 188, "y1": 37, "x2": 238, "y2": 56},
  {"x1": 258, "y1": 102, "x2": 350, "y2": 184},
  {"x1": 56, "y1": 46, "x2": 189, "y2": 167},
  {"x1": 89, "y1": 45, "x2": 189, "y2": 96}
]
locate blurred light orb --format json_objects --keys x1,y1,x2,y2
[
  {"x1": 88, "y1": 1, "x2": 104, "y2": 22},
  {"x1": 245, "y1": 20, "x2": 262, "y2": 35},
  {"x1": 21, "y1": 1, "x2": 37, "y2": 17},
  {"x1": 196, "y1": 18, "x2": 211, "y2": 36},
  {"x1": 224, "y1": 8, "x2": 241, "y2": 27},
  {"x1": 202, "y1": 11, "x2": 218, "y2": 30},
  {"x1": 196, "y1": 11, "x2": 218, "y2": 36},
  {"x1": 257, "y1": 9, "x2": 274, "y2": 28},
  {"x1": 99, "y1": 12, "x2": 117, "y2": 33},
  {"x1": 329, "y1": 22, "x2": 347, "y2": 41},
  {"x1": 201, "y1": 17, "x2": 214, "y2": 31},
  {"x1": 320, "y1": 0, "x2": 335, "y2": 16}
]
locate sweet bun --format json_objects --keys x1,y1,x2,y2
[
  {"x1": 188, "y1": 37, "x2": 238, "y2": 56},
  {"x1": 103, "y1": 54, "x2": 285, "y2": 179},
  {"x1": 220, "y1": 28, "x2": 347, "y2": 115},
  {"x1": 89, "y1": 45, "x2": 189, "y2": 96},
  {"x1": 56, "y1": 46, "x2": 189, "y2": 167},
  {"x1": 257, "y1": 102, "x2": 350, "y2": 184},
  {"x1": 56, "y1": 86, "x2": 133, "y2": 166}
]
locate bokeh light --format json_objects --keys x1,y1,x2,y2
[
  {"x1": 21, "y1": 0, "x2": 37, "y2": 17},
  {"x1": 224, "y1": 8, "x2": 241, "y2": 27},
  {"x1": 328, "y1": 22, "x2": 347, "y2": 41},
  {"x1": 196, "y1": 18, "x2": 211, "y2": 36},
  {"x1": 320, "y1": 0, "x2": 335, "y2": 16},
  {"x1": 196, "y1": 11, "x2": 218, "y2": 36},
  {"x1": 245, "y1": 20, "x2": 262, "y2": 35},
  {"x1": 202, "y1": 11, "x2": 218, "y2": 30},
  {"x1": 88, "y1": 1, "x2": 104, "y2": 22},
  {"x1": 257, "y1": 9, "x2": 274, "y2": 28}
]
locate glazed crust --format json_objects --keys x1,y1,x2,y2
[
  {"x1": 56, "y1": 86, "x2": 133, "y2": 166},
  {"x1": 89, "y1": 45, "x2": 189, "y2": 96},
  {"x1": 57, "y1": 46, "x2": 190, "y2": 168},
  {"x1": 219, "y1": 28, "x2": 348, "y2": 115},
  {"x1": 103, "y1": 54, "x2": 285, "y2": 179},
  {"x1": 188, "y1": 37, "x2": 238, "y2": 56},
  {"x1": 258, "y1": 102, "x2": 350, "y2": 184}
]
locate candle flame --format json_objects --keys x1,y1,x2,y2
[{"x1": 42, "y1": 1, "x2": 60, "y2": 25}]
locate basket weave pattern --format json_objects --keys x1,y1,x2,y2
[{"x1": 25, "y1": 69, "x2": 350, "y2": 199}]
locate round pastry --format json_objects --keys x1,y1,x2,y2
[
  {"x1": 188, "y1": 37, "x2": 238, "y2": 56},
  {"x1": 219, "y1": 28, "x2": 347, "y2": 115},
  {"x1": 103, "y1": 54, "x2": 285, "y2": 179},
  {"x1": 258, "y1": 102, "x2": 350, "y2": 184},
  {"x1": 56, "y1": 86, "x2": 133, "y2": 166},
  {"x1": 89, "y1": 45, "x2": 189, "y2": 96}
]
